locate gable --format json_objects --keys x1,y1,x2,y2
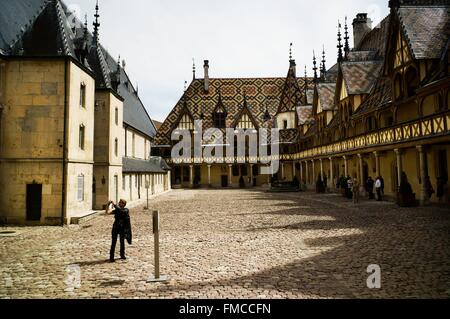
[
  {"x1": 394, "y1": 30, "x2": 412, "y2": 69},
  {"x1": 236, "y1": 111, "x2": 256, "y2": 130}
]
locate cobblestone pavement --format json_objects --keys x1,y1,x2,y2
[{"x1": 1, "y1": 189, "x2": 449, "y2": 299}]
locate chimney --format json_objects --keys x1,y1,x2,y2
[
  {"x1": 203, "y1": 60, "x2": 210, "y2": 93},
  {"x1": 352, "y1": 13, "x2": 372, "y2": 49}
]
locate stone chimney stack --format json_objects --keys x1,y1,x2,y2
[
  {"x1": 204, "y1": 60, "x2": 210, "y2": 93},
  {"x1": 352, "y1": 13, "x2": 373, "y2": 49}
]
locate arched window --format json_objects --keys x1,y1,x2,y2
[
  {"x1": 394, "y1": 73, "x2": 403, "y2": 100},
  {"x1": 405, "y1": 67, "x2": 419, "y2": 97},
  {"x1": 115, "y1": 108, "x2": 119, "y2": 125},
  {"x1": 114, "y1": 138, "x2": 118, "y2": 157}
]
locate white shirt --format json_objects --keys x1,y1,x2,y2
[{"x1": 375, "y1": 179, "x2": 382, "y2": 188}]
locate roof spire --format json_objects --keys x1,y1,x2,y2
[
  {"x1": 321, "y1": 45, "x2": 327, "y2": 80},
  {"x1": 93, "y1": 0, "x2": 100, "y2": 44},
  {"x1": 337, "y1": 20, "x2": 343, "y2": 62},
  {"x1": 192, "y1": 58, "x2": 196, "y2": 80},
  {"x1": 184, "y1": 80, "x2": 188, "y2": 92},
  {"x1": 304, "y1": 65, "x2": 308, "y2": 104},
  {"x1": 313, "y1": 50, "x2": 318, "y2": 83},
  {"x1": 344, "y1": 16, "x2": 350, "y2": 58},
  {"x1": 289, "y1": 42, "x2": 293, "y2": 61}
]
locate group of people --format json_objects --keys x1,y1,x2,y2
[{"x1": 337, "y1": 175, "x2": 385, "y2": 204}]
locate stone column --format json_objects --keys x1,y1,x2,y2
[
  {"x1": 373, "y1": 151, "x2": 381, "y2": 178},
  {"x1": 292, "y1": 162, "x2": 296, "y2": 180},
  {"x1": 320, "y1": 159, "x2": 324, "y2": 181},
  {"x1": 343, "y1": 156, "x2": 349, "y2": 177},
  {"x1": 358, "y1": 154, "x2": 366, "y2": 195},
  {"x1": 207, "y1": 165, "x2": 212, "y2": 187},
  {"x1": 250, "y1": 164, "x2": 254, "y2": 187},
  {"x1": 416, "y1": 146, "x2": 428, "y2": 206},
  {"x1": 228, "y1": 164, "x2": 233, "y2": 187},
  {"x1": 267, "y1": 165, "x2": 271, "y2": 187},
  {"x1": 305, "y1": 160, "x2": 309, "y2": 185},
  {"x1": 189, "y1": 165, "x2": 194, "y2": 188},
  {"x1": 311, "y1": 160, "x2": 315, "y2": 184},
  {"x1": 281, "y1": 163, "x2": 285, "y2": 180},
  {"x1": 300, "y1": 161, "x2": 304, "y2": 183},
  {"x1": 394, "y1": 149, "x2": 403, "y2": 190},
  {"x1": 329, "y1": 157, "x2": 334, "y2": 191}
]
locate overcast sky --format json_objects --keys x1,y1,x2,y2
[{"x1": 70, "y1": 0, "x2": 389, "y2": 122}]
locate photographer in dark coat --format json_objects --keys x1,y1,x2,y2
[{"x1": 108, "y1": 199, "x2": 132, "y2": 262}]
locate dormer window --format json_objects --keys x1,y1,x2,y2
[
  {"x1": 213, "y1": 109, "x2": 226, "y2": 129},
  {"x1": 177, "y1": 114, "x2": 194, "y2": 130},
  {"x1": 283, "y1": 120, "x2": 288, "y2": 129},
  {"x1": 236, "y1": 113, "x2": 255, "y2": 130}
]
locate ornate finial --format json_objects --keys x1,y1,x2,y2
[
  {"x1": 289, "y1": 42, "x2": 293, "y2": 61},
  {"x1": 337, "y1": 20, "x2": 343, "y2": 62},
  {"x1": 321, "y1": 45, "x2": 327, "y2": 79},
  {"x1": 192, "y1": 58, "x2": 196, "y2": 80},
  {"x1": 117, "y1": 55, "x2": 121, "y2": 66},
  {"x1": 304, "y1": 65, "x2": 308, "y2": 104},
  {"x1": 93, "y1": 0, "x2": 100, "y2": 43},
  {"x1": 344, "y1": 16, "x2": 350, "y2": 57},
  {"x1": 184, "y1": 80, "x2": 188, "y2": 92},
  {"x1": 313, "y1": 50, "x2": 318, "y2": 82}
]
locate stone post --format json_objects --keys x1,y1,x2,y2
[
  {"x1": 394, "y1": 149, "x2": 403, "y2": 190},
  {"x1": 416, "y1": 146, "x2": 428, "y2": 206},
  {"x1": 207, "y1": 165, "x2": 212, "y2": 187}
]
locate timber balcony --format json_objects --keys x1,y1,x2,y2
[{"x1": 167, "y1": 110, "x2": 450, "y2": 164}]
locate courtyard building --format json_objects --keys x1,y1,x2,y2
[
  {"x1": 0, "y1": 0, "x2": 170, "y2": 225},
  {"x1": 154, "y1": 0, "x2": 450, "y2": 206}
]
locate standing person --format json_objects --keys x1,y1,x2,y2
[
  {"x1": 108, "y1": 199, "x2": 132, "y2": 262},
  {"x1": 375, "y1": 177, "x2": 383, "y2": 201},
  {"x1": 424, "y1": 176, "x2": 435, "y2": 201},
  {"x1": 436, "y1": 177, "x2": 445, "y2": 203},
  {"x1": 380, "y1": 176, "x2": 385, "y2": 196},
  {"x1": 352, "y1": 178, "x2": 360, "y2": 204},
  {"x1": 347, "y1": 176, "x2": 354, "y2": 199},
  {"x1": 366, "y1": 176, "x2": 375, "y2": 200}
]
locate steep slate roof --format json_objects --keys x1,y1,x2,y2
[
  {"x1": 0, "y1": 0, "x2": 48, "y2": 54},
  {"x1": 278, "y1": 62, "x2": 305, "y2": 113},
  {"x1": 317, "y1": 83, "x2": 336, "y2": 111},
  {"x1": 123, "y1": 157, "x2": 170, "y2": 173},
  {"x1": 0, "y1": 0, "x2": 157, "y2": 139},
  {"x1": 155, "y1": 76, "x2": 314, "y2": 146},
  {"x1": 357, "y1": 15, "x2": 391, "y2": 57},
  {"x1": 341, "y1": 61, "x2": 383, "y2": 95},
  {"x1": 397, "y1": 5, "x2": 450, "y2": 60}
]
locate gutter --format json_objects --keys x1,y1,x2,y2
[{"x1": 61, "y1": 58, "x2": 69, "y2": 226}]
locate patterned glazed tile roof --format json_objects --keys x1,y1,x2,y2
[
  {"x1": 297, "y1": 105, "x2": 314, "y2": 125},
  {"x1": 398, "y1": 5, "x2": 450, "y2": 59},
  {"x1": 155, "y1": 76, "x2": 314, "y2": 145},
  {"x1": 341, "y1": 61, "x2": 383, "y2": 95},
  {"x1": 278, "y1": 63, "x2": 306, "y2": 113},
  {"x1": 324, "y1": 63, "x2": 339, "y2": 83},
  {"x1": 317, "y1": 83, "x2": 336, "y2": 111},
  {"x1": 354, "y1": 77, "x2": 393, "y2": 117},
  {"x1": 305, "y1": 89, "x2": 315, "y2": 105},
  {"x1": 278, "y1": 129, "x2": 299, "y2": 144}
]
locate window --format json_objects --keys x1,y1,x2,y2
[
  {"x1": 80, "y1": 83, "x2": 86, "y2": 108},
  {"x1": 283, "y1": 120, "x2": 288, "y2": 129},
  {"x1": 367, "y1": 117, "x2": 377, "y2": 131},
  {"x1": 236, "y1": 113, "x2": 255, "y2": 130},
  {"x1": 132, "y1": 133, "x2": 136, "y2": 157},
  {"x1": 114, "y1": 138, "x2": 118, "y2": 157},
  {"x1": 77, "y1": 174, "x2": 84, "y2": 202},
  {"x1": 178, "y1": 114, "x2": 194, "y2": 130},
  {"x1": 213, "y1": 110, "x2": 226, "y2": 128},
  {"x1": 405, "y1": 67, "x2": 419, "y2": 97},
  {"x1": 115, "y1": 108, "x2": 119, "y2": 125},
  {"x1": 394, "y1": 73, "x2": 403, "y2": 100},
  {"x1": 79, "y1": 125, "x2": 85, "y2": 150},
  {"x1": 122, "y1": 174, "x2": 125, "y2": 190}
]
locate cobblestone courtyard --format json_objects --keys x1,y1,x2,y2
[{"x1": 1, "y1": 189, "x2": 449, "y2": 299}]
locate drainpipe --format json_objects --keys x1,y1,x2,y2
[{"x1": 61, "y1": 58, "x2": 69, "y2": 226}]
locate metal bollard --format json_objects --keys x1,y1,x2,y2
[{"x1": 147, "y1": 210, "x2": 169, "y2": 282}]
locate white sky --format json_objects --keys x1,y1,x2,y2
[{"x1": 70, "y1": 0, "x2": 389, "y2": 122}]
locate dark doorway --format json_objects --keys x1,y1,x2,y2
[
  {"x1": 26, "y1": 184, "x2": 42, "y2": 221},
  {"x1": 221, "y1": 175, "x2": 228, "y2": 188},
  {"x1": 174, "y1": 166, "x2": 181, "y2": 184},
  {"x1": 438, "y1": 150, "x2": 448, "y2": 183},
  {"x1": 363, "y1": 162, "x2": 369, "y2": 187},
  {"x1": 194, "y1": 167, "x2": 201, "y2": 186}
]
